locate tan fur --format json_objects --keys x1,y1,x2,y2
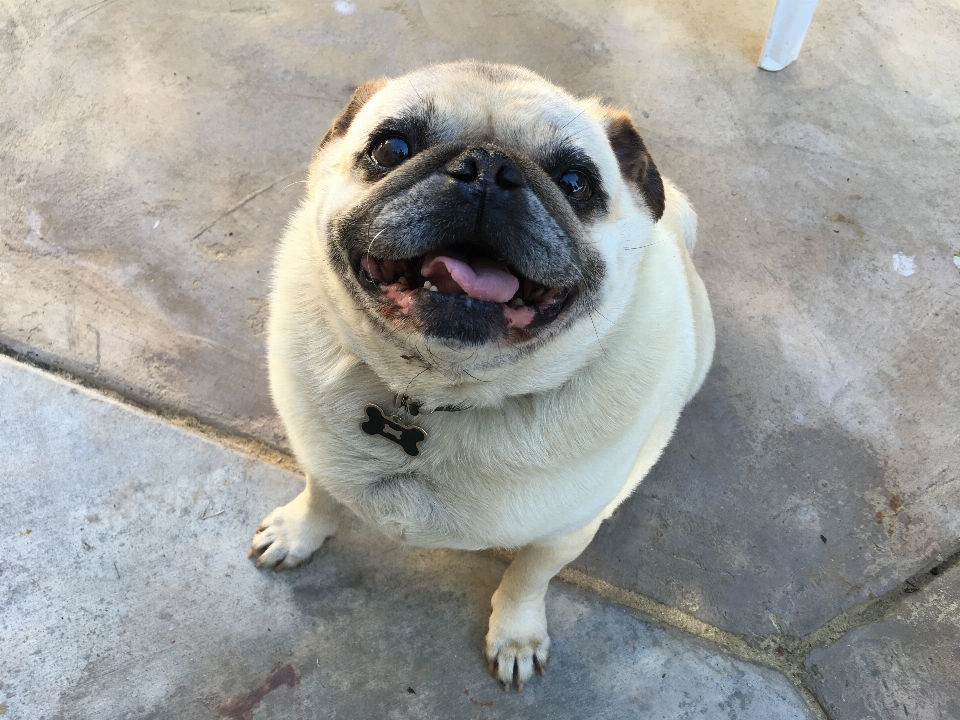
[{"x1": 249, "y1": 62, "x2": 715, "y2": 690}]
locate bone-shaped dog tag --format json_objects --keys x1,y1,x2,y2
[{"x1": 360, "y1": 404, "x2": 427, "y2": 456}]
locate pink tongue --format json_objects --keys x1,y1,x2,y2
[{"x1": 421, "y1": 253, "x2": 519, "y2": 303}]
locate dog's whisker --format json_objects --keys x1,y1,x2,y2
[
  {"x1": 401, "y1": 366, "x2": 431, "y2": 401},
  {"x1": 591, "y1": 307, "x2": 611, "y2": 323},
  {"x1": 624, "y1": 239, "x2": 670, "y2": 251},
  {"x1": 280, "y1": 179, "x2": 308, "y2": 193},
  {"x1": 557, "y1": 107, "x2": 588, "y2": 133},
  {"x1": 461, "y1": 368, "x2": 486, "y2": 383},
  {"x1": 366, "y1": 227, "x2": 387, "y2": 258},
  {"x1": 589, "y1": 311, "x2": 608, "y2": 360}
]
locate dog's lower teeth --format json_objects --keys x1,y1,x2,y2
[{"x1": 510, "y1": 298, "x2": 525, "y2": 307}]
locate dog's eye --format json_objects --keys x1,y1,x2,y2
[
  {"x1": 558, "y1": 170, "x2": 592, "y2": 201},
  {"x1": 371, "y1": 137, "x2": 411, "y2": 168}
]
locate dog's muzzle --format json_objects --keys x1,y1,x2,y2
[{"x1": 349, "y1": 146, "x2": 579, "y2": 344}]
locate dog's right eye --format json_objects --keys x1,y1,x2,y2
[
  {"x1": 558, "y1": 169, "x2": 592, "y2": 201},
  {"x1": 371, "y1": 137, "x2": 411, "y2": 168}
]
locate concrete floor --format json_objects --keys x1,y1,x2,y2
[
  {"x1": 1, "y1": 357, "x2": 817, "y2": 720},
  {"x1": 1, "y1": 0, "x2": 959, "y2": 718}
]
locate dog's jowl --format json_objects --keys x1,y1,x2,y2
[{"x1": 249, "y1": 62, "x2": 715, "y2": 690}]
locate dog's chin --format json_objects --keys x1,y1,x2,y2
[{"x1": 349, "y1": 245, "x2": 574, "y2": 346}]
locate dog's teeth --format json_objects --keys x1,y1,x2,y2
[
  {"x1": 510, "y1": 298, "x2": 525, "y2": 307},
  {"x1": 398, "y1": 276, "x2": 408, "y2": 286},
  {"x1": 423, "y1": 280, "x2": 431, "y2": 288},
  {"x1": 429, "y1": 285, "x2": 438, "y2": 292}
]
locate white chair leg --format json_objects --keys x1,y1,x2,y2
[{"x1": 758, "y1": 0, "x2": 819, "y2": 71}]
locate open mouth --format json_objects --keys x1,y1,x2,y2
[{"x1": 354, "y1": 248, "x2": 572, "y2": 331}]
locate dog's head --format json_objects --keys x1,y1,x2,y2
[{"x1": 304, "y1": 62, "x2": 665, "y2": 402}]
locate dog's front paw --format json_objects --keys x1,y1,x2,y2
[
  {"x1": 484, "y1": 587, "x2": 550, "y2": 691},
  {"x1": 248, "y1": 490, "x2": 338, "y2": 571}
]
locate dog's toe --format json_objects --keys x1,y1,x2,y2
[
  {"x1": 253, "y1": 539, "x2": 290, "y2": 569},
  {"x1": 484, "y1": 589, "x2": 551, "y2": 691},
  {"x1": 248, "y1": 526, "x2": 277, "y2": 556},
  {"x1": 486, "y1": 638, "x2": 549, "y2": 691},
  {"x1": 248, "y1": 491, "x2": 337, "y2": 571}
]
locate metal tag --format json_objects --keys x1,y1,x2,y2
[{"x1": 360, "y1": 404, "x2": 427, "y2": 457}]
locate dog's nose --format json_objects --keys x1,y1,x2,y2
[{"x1": 445, "y1": 148, "x2": 525, "y2": 190}]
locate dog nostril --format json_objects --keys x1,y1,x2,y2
[
  {"x1": 495, "y1": 162, "x2": 524, "y2": 190},
  {"x1": 447, "y1": 156, "x2": 480, "y2": 182},
  {"x1": 447, "y1": 151, "x2": 524, "y2": 189}
]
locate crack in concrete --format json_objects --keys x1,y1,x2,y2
[
  {"x1": 4, "y1": 344, "x2": 958, "y2": 720},
  {"x1": 189, "y1": 173, "x2": 296, "y2": 243},
  {"x1": 57, "y1": 0, "x2": 123, "y2": 33}
]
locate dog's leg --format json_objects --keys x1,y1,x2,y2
[
  {"x1": 248, "y1": 475, "x2": 341, "y2": 571},
  {"x1": 485, "y1": 516, "x2": 602, "y2": 690}
]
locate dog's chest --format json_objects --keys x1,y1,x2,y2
[{"x1": 309, "y1": 394, "x2": 635, "y2": 550}]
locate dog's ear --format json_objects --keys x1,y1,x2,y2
[
  {"x1": 604, "y1": 111, "x2": 665, "y2": 222},
  {"x1": 318, "y1": 78, "x2": 388, "y2": 150}
]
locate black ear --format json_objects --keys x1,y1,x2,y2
[
  {"x1": 605, "y1": 112, "x2": 665, "y2": 221},
  {"x1": 318, "y1": 78, "x2": 388, "y2": 150}
]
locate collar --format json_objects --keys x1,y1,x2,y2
[{"x1": 397, "y1": 395, "x2": 465, "y2": 416}]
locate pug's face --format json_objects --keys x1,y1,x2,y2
[{"x1": 312, "y1": 63, "x2": 663, "y2": 354}]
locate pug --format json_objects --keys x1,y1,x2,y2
[{"x1": 249, "y1": 61, "x2": 714, "y2": 690}]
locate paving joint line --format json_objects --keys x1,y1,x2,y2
[
  {"x1": 486, "y1": 547, "x2": 825, "y2": 720},
  {"x1": 6, "y1": 344, "x2": 958, "y2": 719},
  {"x1": 562, "y1": 547, "x2": 959, "y2": 720},
  {"x1": 0, "y1": 342, "x2": 300, "y2": 473},
  {"x1": 494, "y1": 544, "x2": 960, "y2": 720}
]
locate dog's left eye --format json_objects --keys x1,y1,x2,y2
[
  {"x1": 558, "y1": 170, "x2": 592, "y2": 201},
  {"x1": 371, "y1": 137, "x2": 411, "y2": 168}
]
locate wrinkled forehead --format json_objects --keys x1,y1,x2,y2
[{"x1": 350, "y1": 65, "x2": 609, "y2": 159}]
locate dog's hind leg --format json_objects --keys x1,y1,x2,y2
[
  {"x1": 248, "y1": 476, "x2": 342, "y2": 571},
  {"x1": 484, "y1": 516, "x2": 603, "y2": 691}
]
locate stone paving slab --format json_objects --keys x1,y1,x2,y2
[
  {"x1": 805, "y1": 564, "x2": 960, "y2": 720},
  {"x1": 0, "y1": 355, "x2": 817, "y2": 720},
  {"x1": 2, "y1": 0, "x2": 959, "y2": 642}
]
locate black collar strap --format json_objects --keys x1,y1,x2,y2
[{"x1": 398, "y1": 395, "x2": 464, "y2": 416}]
